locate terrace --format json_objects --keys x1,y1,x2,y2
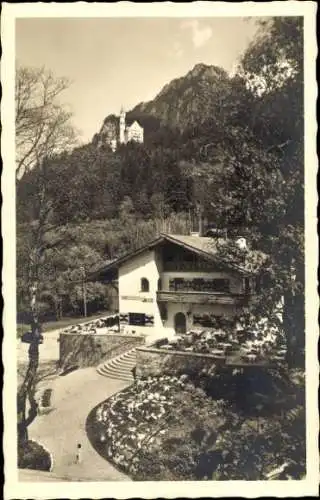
[
  {"x1": 135, "y1": 320, "x2": 287, "y2": 380},
  {"x1": 155, "y1": 326, "x2": 286, "y2": 366}
]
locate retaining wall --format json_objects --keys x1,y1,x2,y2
[
  {"x1": 135, "y1": 345, "x2": 225, "y2": 378},
  {"x1": 59, "y1": 333, "x2": 145, "y2": 369}
]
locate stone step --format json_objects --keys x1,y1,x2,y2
[
  {"x1": 99, "y1": 365, "x2": 134, "y2": 379},
  {"x1": 97, "y1": 367, "x2": 133, "y2": 382},
  {"x1": 97, "y1": 348, "x2": 137, "y2": 381},
  {"x1": 99, "y1": 366, "x2": 133, "y2": 378},
  {"x1": 107, "y1": 357, "x2": 135, "y2": 368},
  {"x1": 98, "y1": 372, "x2": 133, "y2": 383},
  {"x1": 121, "y1": 353, "x2": 137, "y2": 362},
  {"x1": 109, "y1": 358, "x2": 136, "y2": 369},
  {"x1": 98, "y1": 364, "x2": 134, "y2": 376}
]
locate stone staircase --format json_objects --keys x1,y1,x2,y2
[{"x1": 96, "y1": 348, "x2": 137, "y2": 382}]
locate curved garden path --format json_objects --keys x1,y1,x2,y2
[{"x1": 28, "y1": 367, "x2": 131, "y2": 481}]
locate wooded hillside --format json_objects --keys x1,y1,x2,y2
[{"x1": 16, "y1": 18, "x2": 304, "y2": 366}]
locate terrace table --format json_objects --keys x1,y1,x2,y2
[
  {"x1": 241, "y1": 354, "x2": 258, "y2": 363},
  {"x1": 211, "y1": 349, "x2": 226, "y2": 357},
  {"x1": 270, "y1": 355, "x2": 286, "y2": 362}
]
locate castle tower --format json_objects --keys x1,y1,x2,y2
[{"x1": 119, "y1": 106, "x2": 126, "y2": 144}]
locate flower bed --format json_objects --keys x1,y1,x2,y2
[
  {"x1": 86, "y1": 375, "x2": 186, "y2": 473},
  {"x1": 86, "y1": 370, "x2": 305, "y2": 480}
]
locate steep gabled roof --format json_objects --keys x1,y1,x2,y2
[
  {"x1": 126, "y1": 118, "x2": 143, "y2": 128},
  {"x1": 166, "y1": 234, "x2": 222, "y2": 255},
  {"x1": 88, "y1": 233, "x2": 264, "y2": 281}
]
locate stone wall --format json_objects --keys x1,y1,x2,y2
[
  {"x1": 136, "y1": 346, "x2": 225, "y2": 378},
  {"x1": 59, "y1": 333, "x2": 145, "y2": 369}
]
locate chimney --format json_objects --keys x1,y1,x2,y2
[
  {"x1": 198, "y1": 214, "x2": 204, "y2": 237},
  {"x1": 190, "y1": 205, "x2": 205, "y2": 237}
]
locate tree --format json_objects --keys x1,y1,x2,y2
[
  {"x1": 177, "y1": 18, "x2": 304, "y2": 367},
  {"x1": 16, "y1": 65, "x2": 78, "y2": 446},
  {"x1": 239, "y1": 17, "x2": 304, "y2": 367},
  {"x1": 15, "y1": 64, "x2": 78, "y2": 179}
]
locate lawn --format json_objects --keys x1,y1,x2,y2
[
  {"x1": 17, "y1": 311, "x2": 111, "y2": 337},
  {"x1": 86, "y1": 367, "x2": 305, "y2": 481}
]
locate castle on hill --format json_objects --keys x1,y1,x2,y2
[{"x1": 98, "y1": 108, "x2": 144, "y2": 151}]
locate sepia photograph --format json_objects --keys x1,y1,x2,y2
[{"x1": 2, "y1": 2, "x2": 318, "y2": 498}]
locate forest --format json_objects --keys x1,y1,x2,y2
[{"x1": 16, "y1": 17, "x2": 304, "y2": 368}]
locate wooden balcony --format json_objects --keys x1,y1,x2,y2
[{"x1": 156, "y1": 290, "x2": 251, "y2": 305}]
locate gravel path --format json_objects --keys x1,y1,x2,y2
[
  {"x1": 18, "y1": 320, "x2": 131, "y2": 481},
  {"x1": 28, "y1": 367, "x2": 131, "y2": 481}
]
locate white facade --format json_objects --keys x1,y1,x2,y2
[
  {"x1": 118, "y1": 248, "x2": 162, "y2": 337},
  {"x1": 125, "y1": 120, "x2": 144, "y2": 143},
  {"x1": 119, "y1": 110, "x2": 144, "y2": 145},
  {"x1": 117, "y1": 243, "x2": 251, "y2": 340}
]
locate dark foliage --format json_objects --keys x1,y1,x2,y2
[{"x1": 18, "y1": 440, "x2": 51, "y2": 471}]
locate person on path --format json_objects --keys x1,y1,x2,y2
[{"x1": 75, "y1": 443, "x2": 82, "y2": 464}]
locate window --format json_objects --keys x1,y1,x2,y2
[
  {"x1": 141, "y1": 278, "x2": 149, "y2": 292},
  {"x1": 193, "y1": 314, "x2": 222, "y2": 328},
  {"x1": 244, "y1": 278, "x2": 251, "y2": 294},
  {"x1": 159, "y1": 303, "x2": 168, "y2": 320},
  {"x1": 210, "y1": 279, "x2": 230, "y2": 292},
  {"x1": 157, "y1": 278, "x2": 162, "y2": 291},
  {"x1": 129, "y1": 313, "x2": 146, "y2": 326},
  {"x1": 193, "y1": 278, "x2": 204, "y2": 291}
]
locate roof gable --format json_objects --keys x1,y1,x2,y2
[
  {"x1": 88, "y1": 233, "x2": 261, "y2": 281},
  {"x1": 126, "y1": 119, "x2": 143, "y2": 129}
]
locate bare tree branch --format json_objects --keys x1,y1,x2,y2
[{"x1": 15, "y1": 65, "x2": 78, "y2": 179}]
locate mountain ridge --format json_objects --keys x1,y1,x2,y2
[{"x1": 95, "y1": 63, "x2": 233, "y2": 142}]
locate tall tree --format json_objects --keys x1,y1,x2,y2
[
  {"x1": 179, "y1": 18, "x2": 304, "y2": 366},
  {"x1": 15, "y1": 64, "x2": 77, "y2": 179},
  {"x1": 16, "y1": 65, "x2": 78, "y2": 445},
  {"x1": 239, "y1": 17, "x2": 304, "y2": 367}
]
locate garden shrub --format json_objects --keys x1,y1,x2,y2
[
  {"x1": 18, "y1": 440, "x2": 51, "y2": 471},
  {"x1": 164, "y1": 443, "x2": 198, "y2": 479},
  {"x1": 132, "y1": 449, "x2": 163, "y2": 480},
  {"x1": 194, "y1": 450, "x2": 222, "y2": 479},
  {"x1": 161, "y1": 436, "x2": 185, "y2": 453},
  {"x1": 86, "y1": 368, "x2": 305, "y2": 481}
]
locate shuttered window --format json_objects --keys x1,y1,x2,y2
[{"x1": 129, "y1": 313, "x2": 146, "y2": 326}]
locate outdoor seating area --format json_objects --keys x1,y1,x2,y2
[
  {"x1": 155, "y1": 325, "x2": 287, "y2": 365},
  {"x1": 61, "y1": 315, "x2": 119, "y2": 335}
]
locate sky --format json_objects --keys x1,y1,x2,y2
[{"x1": 16, "y1": 17, "x2": 260, "y2": 143}]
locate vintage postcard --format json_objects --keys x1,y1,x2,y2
[{"x1": 2, "y1": 1, "x2": 318, "y2": 498}]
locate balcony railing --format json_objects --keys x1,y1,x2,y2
[
  {"x1": 168, "y1": 277, "x2": 231, "y2": 293},
  {"x1": 156, "y1": 290, "x2": 251, "y2": 305}
]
